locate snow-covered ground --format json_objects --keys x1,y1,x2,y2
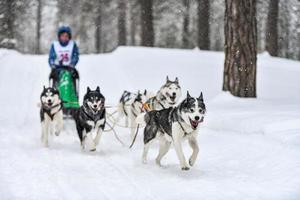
[{"x1": 0, "y1": 47, "x2": 300, "y2": 200}]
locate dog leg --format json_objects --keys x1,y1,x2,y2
[
  {"x1": 156, "y1": 138, "x2": 171, "y2": 167},
  {"x1": 81, "y1": 130, "x2": 87, "y2": 150},
  {"x1": 54, "y1": 112, "x2": 63, "y2": 136},
  {"x1": 41, "y1": 119, "x2": 49, "y2": 147},
  {"x1": 85, "y1": 131, "x2": 96, "y2": 152},
  {"x1": 94, "y1": 128, "x2": 103, "y2": 147},
  {"x1": 142, "y1": 142, "x2": 152, "y2": 164},
  {"x1": 173, "y1": 134, "x2": 189, "y2": 170},
  {"x1": 188, "y1": 136, "x2": 199, "y2": 167}
]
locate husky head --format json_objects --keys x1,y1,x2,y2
[
  {"x1": 159, "y1": 76, "x2": 182, "y2": 105},
  {"x1": 179, "y1": 92, "x2": 206, "y2": 130},
  {"x1": 133, "y1": 90, "x2": 148, "y2": 111},
  {"x1": 40, "y1": 86, "x2": 61, "y2": 108},
  {"x1": 83, "y1": 86, "x2": 105, "y2": 114}
]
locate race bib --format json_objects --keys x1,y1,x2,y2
[{"x1": 53, "y1": 40, "x2": 74, "y2": 66}]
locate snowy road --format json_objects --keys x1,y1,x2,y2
[{"x1": 0, "y1": 47, "x2": 300, "y2": 199}]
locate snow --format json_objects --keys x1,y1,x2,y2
[{"x1": 0, "y1": 47, "x2": 300, "y2": 200}]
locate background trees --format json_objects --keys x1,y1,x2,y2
[{"x1": 0, "y1": 0, "x2": 298, "y2": 61}]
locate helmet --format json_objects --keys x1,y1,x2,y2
[{"x1": 57, "y1": 26, "x2": 72, "y2": 39}]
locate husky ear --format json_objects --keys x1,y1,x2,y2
[
  {"x1": 87, "y1": 87, "x2": 91, "y2": 93},
  {"x1": 144, "y1": 89, "x2": 147, "y2": 95},
  {"x1": 43, "y1": 85, "x2": 46, "y2": 91},
  {"x1": 175, "y1": 77, "x2": 179, "y2": 83},
  {"x1": 198, "y1": 92, "x2": 203, "y2": 101},
  {"x1": 166, "y1": 76, "x2": 170, "y2": 82},
  {"x1": 137, "y1": 90, "x2": 140, "y2": 94},
  {"x1": 96, "y1": 86, "x2": 100, "y2": 92},
  {"x1": 187, "y1": 91, "x2": 191, "y2": 99}
]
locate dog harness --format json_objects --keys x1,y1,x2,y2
[{"x1": 42, "y1": 102, "x2": 63, "y2": 120}]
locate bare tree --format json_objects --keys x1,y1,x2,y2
[
  {"x1": 118, "y1": 0, "x2": 127, "y2": 46},
  {"x1": 0, "y1": 0, "x2": 16, "y2": 49},
  {"x1": 129, "y1": 0, "x2": 140, "y2": 46},
  {"x1": 182, "y1": 0, "x2": 191, "y2": 48},
  {"x1": 223, "y1": 0, "x2": 257, "y2": 97},
  {"x1": 198, "y1": 0, "x2": 210, "y2": 50},
  {"x1": 36, "y1": 0, "x2": 42, "y2": 54},
  {"x1": 266, "y1": 0, "x2": 279, "y2": 56},
  {"x1": 141, "y1": 0, "x2": 154, "y2": 46},
  {"x1": 95, "y1": 0, "x2": 102, "y2": 53}
]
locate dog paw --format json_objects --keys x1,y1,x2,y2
[
  {"x1": 189, "y1": 158, "x2": 195, "y2": 166},
  {"x1": 155, "y1": 159, "x2": 162, "y2": 167},
  {"x1": 181, "y1": 166, "x2": 190, "y2": 171},
  {"x1": 90, "y1": 148, "x2": 96, "y2": 152}
]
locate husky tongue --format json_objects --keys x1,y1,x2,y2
[{"x1": 190, "y1": 119, "x2": 199, "y2": 129}]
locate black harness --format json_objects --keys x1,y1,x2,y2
[
  {"x1": 41, "y1": 102, "x2": 63, "y2": 120},
  {"x1": 82, "y1": 105, "x2": 105, "y2": 125}
]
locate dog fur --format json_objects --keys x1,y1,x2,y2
[
  {"x1": 40, "y1": 86, "x2": 63, "y2": 147},
  {"x1": 72, "y1": 86, "x2": 106, "y2": 151},
  {"x1": 136, "y1": 92, "x2": 206, "y2": 170}
]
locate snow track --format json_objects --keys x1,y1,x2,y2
[{"x1": 0, "y1": 47, "x2": 300, "y2": 199}]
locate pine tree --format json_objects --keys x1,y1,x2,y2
[
  {"x1": 266, "y1": 0, "x2": 279, "y2": 56},
  {"x1": 223, "y1": 0, "x2": 257, "y2": 97},
  {"x1": 198, "y1": 0, "x2": 210, "y2": 50},
  {"x1": 141, "y1": 0, "x2": 154, "y2": 46}
]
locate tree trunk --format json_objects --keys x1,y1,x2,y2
[
  {"x1": 182, "y1": 0, "x2": 190, "y2": 48},
  {"x1": 197, "y1": 0, "x2": 210, "y2": 50},
  {"x1": 223, "y1": 0, "x2": 257, "y2": 97},
  {"x1": 95, "y1": 0, "x2": 102, "y2": 53},
  {"x1": 266, "y1": 0, "x2": 279, "y2": 56},
  {"x1": 118, "y1": 0, "x2": 127, "y2": 46},
  {"x1": 0, "y1": 0, "x2": 15, "y2": 49},
  {"x1": 141, "y1": 0, "x2": 154, "y2": 46},
  {"x1": 36, "y1": 0, "x2": 42, "y2": 54},
  {"x1": 129, "y1": 0, "x2": 139, "y2": 46}
]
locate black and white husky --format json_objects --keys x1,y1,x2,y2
[
  {"x1": 72, "y1": 87, "x2": 106, "y2": 151},
  {"x1": 115, "y1": 90, "x2": 150, "y2": 138},
  {"x1": 40, "y1": 86, "x2": 63, "y2": 147},
  {"x1": 145, "y1": 76, "x2": 182, "y2": 111},
  {"x1": 136, "y1": 92, "x2": 206, "y2": 170}
]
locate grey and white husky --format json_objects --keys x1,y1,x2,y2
[
  {"x1": 136, "y1": 92, "x2": 206, "y2": 170},
  {"x1": 115, "y1": 90, "x2": 149, "y2": 138},
  {"x1": 145, "y1": 76, "x2": 182, "y2": 111},
  {"x1": 40, "y1": 86, "x2": 63, "y2": 147}
]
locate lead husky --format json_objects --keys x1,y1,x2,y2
[
  {"x1": 145, "y1": 76, "x2": 182, "y2": 111},
  {"x1": 115, "y1": 90, "x2": 150, "y2": 138},
  {"x1": 72, "y1": 87, "x2": 106, "y2": 151},
  {"x1": 40, "y1": 86, "x2": 63, "y2": 147},
  {"x1": 136, "y1": 92, "x2": 206, "y2": 170}
]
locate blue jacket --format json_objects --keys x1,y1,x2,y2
[{"x1": 48, "y1": 41, "x2": 79, "y2": 68}]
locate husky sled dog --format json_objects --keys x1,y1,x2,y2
[
  {"x1": 145, "y1": 76, "x2": 182, "y2": 111},
  {"x1": 40, "y1": 86, "x2": 63, "y2": 147},
  {"x1": 115, "y1": 90, "x2": 149, "y2": 138},
  {"x1": 73, "y1": 87, "x2": 106, "y2": 151},
  {"x1": 136, "y1": 92, "x2": 206, "y2": 170}
]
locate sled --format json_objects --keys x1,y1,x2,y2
[{"x1": 49, "y1": 66, "x2": 80, "y2": 117}]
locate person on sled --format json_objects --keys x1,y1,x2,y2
[
  {"x1": 48, "y1": 26, "x2": 79, "y2": 69},
  {"x1": 48, "y1": 26, "x2": 80, "y2": 116}
]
